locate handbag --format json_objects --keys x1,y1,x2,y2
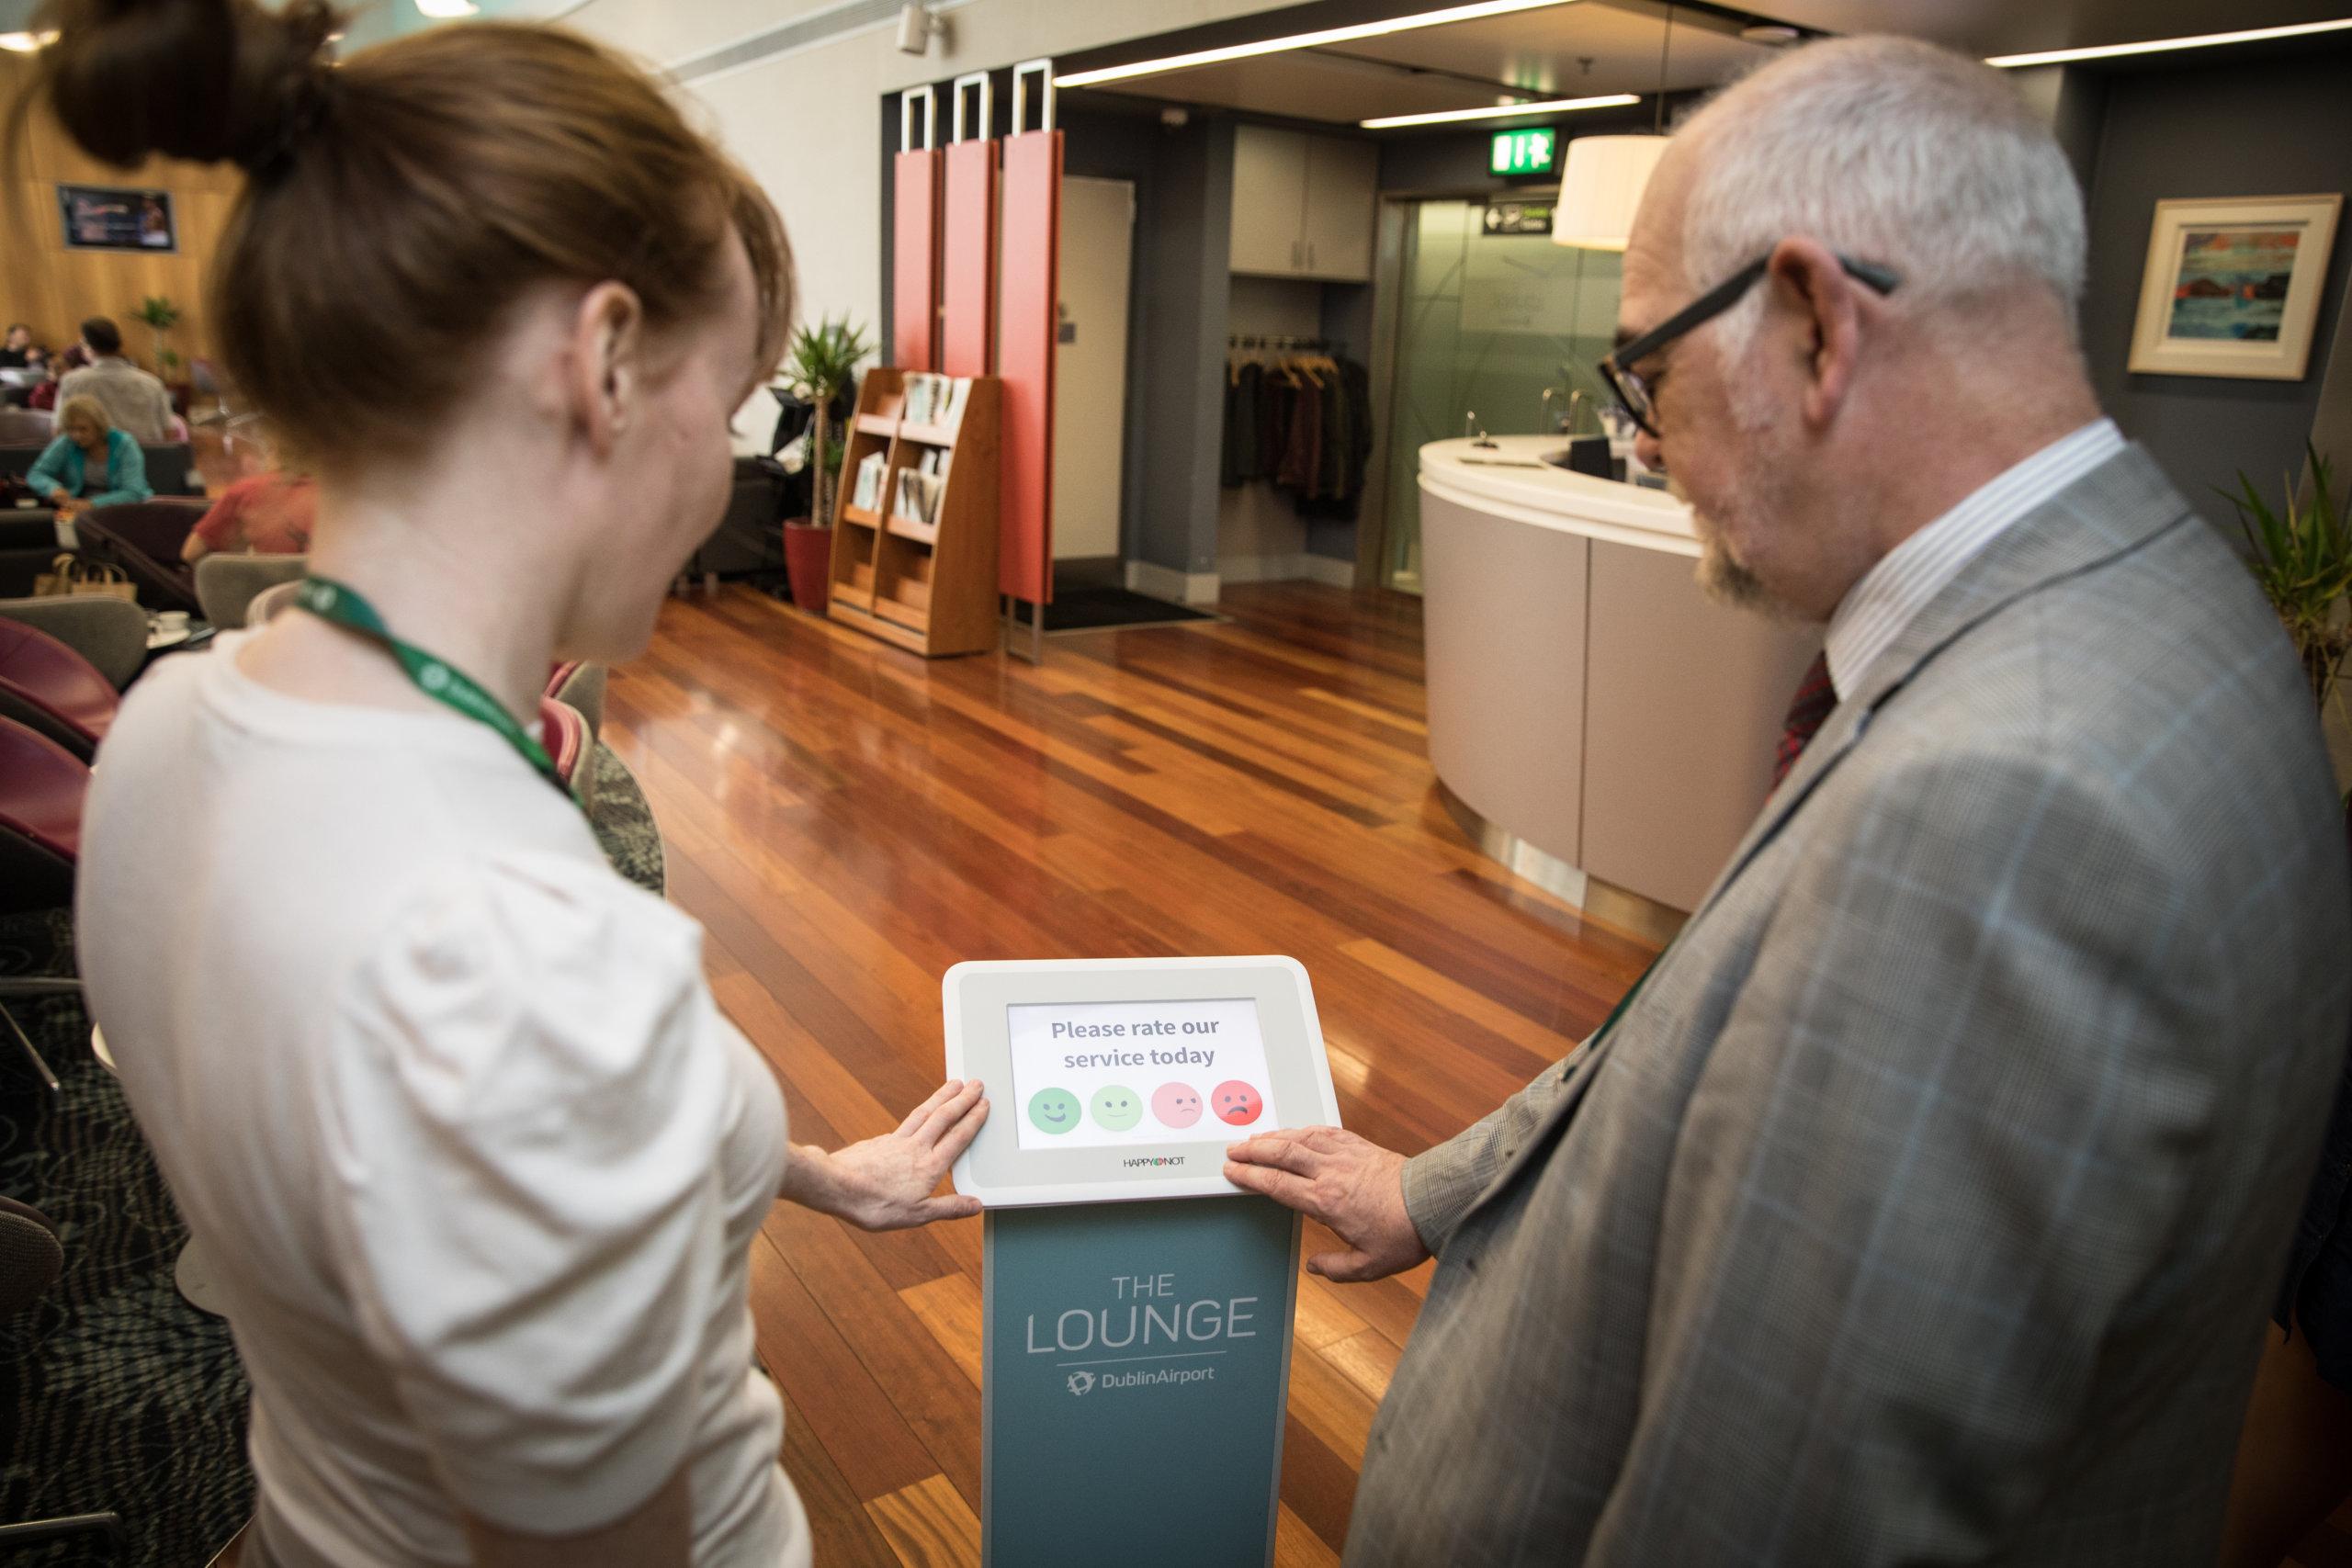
[{"x1": 33, "y1": 552, "x2": 139, "y2": 603}]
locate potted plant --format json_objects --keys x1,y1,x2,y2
[
  {"x1": 779, "y1": 314, "x2": 873, "y2": 615},
  {"x1": 132, "y1": 294, "x2": 184, "y2": 381},
  {"x1": 2226, "y1": 444, "x2": 2350, "y2": 810}
]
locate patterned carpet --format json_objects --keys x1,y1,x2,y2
[{"x1": 0, "y1": 743, "x2": 663, "y2": 1564}]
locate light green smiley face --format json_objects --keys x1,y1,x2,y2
[
  {"x1": 1091, "y1": 1084, "x2": 1143, "y2": 1132},
  {"x1": 1028, "y1": 1088, "x2": 1081, "y2": 1135}
]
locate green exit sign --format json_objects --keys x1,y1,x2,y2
[{"x1": 1490, "y1": 127, "x2": 1557, "y2": 177}]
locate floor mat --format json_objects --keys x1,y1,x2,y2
[{"x1": 1041, "y1": 587, "x2": 1219, "y2": 634}]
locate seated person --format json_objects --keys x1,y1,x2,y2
[
  {"x1": 28, "y1": 347, "x2": 84, "y2": 413},
  {"x1": 28, "y1": 395, "x2": 153, "y2": 516},
  {"x1": 0, "y1": 322, "x2": 45, "y2": 368},
  {"x1": 184, "y1": 468, "x2": 316, "y2": 562},
  {"x1": 58, "y1": 317, "x2": 173, "y2": 443}
]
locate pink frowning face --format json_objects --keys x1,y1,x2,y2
[
  {"x1": 1152, "y1": 1082, "x2": 1204, "y2": 1128},
  {"x1": 1211, "y1": 1080, "x2": 1264, "y2": 1126}
]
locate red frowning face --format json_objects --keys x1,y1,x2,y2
[{"x1": 1212, "y1": 1080, "x2": 1264, "y2": 1126}]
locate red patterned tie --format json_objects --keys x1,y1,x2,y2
[{"x1": 1772, "y1": 650, "x2": 1837, "y2": 788}]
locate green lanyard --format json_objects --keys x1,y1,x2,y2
[{"x1": 293, "y1": 576, "x2": 575, "y2": 805}]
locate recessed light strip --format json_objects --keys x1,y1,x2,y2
[
  {"x1": 1361, "y1": 93, "x2": 1638, "y2": 129},
  {"x1": 1986, "y1": 17, "x2": 2352, "y2": 68},
  {"x1": 0, "y1": 29, "x2": 57, "y2": 51},
  {"x1": 1054, "y1": 0, "x2": 1576, "y2": 89}
]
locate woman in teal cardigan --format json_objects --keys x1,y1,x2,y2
[{"x1": 29, "y1": 393, "x2": 153, "y2": 517}]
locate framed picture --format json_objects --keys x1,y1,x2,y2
[
  {"x1": 57, "y1": 184, "x2": 178, "y2": 253},
  {"x1": 2128, "y1": 194, "x2": 2341, "y2": 380}
]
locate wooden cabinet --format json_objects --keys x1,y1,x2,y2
[
  {"x1": 1230, "y1": 128, "x2": 1308, "y2": 276},
  {"x1": 1228, "y1": 126, "x2": 1376, "y2": 282}
]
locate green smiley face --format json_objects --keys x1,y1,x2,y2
[
  {"x1": 1028, "y1": 1088, "x2": 1081, "y2": 1135},
  {"x1": 1091, "y1": 1084, "x2": 1143, "y2": 1132}
]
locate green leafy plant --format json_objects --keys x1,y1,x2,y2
[
  {"x1": 2226, "y1": 444, "x2": 2351, "y2": 734},
  {"x1": 784, "y1": 314, "x2": 872, "y2": 525},
  {"x1": 131, "y1": 295, "x2": 183, "y2": 378}
]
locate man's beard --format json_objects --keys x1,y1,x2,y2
[
  {"x1": 1672, "y1": 476, "x2": 1795, "y2": 617},
  {"x1": 1670, "y1": 358, "x2": 1809, "y2": 621}
]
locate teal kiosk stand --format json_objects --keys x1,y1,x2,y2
[{"x1": 946, "y1": 957, "x2": 1342, "y2": 1568}]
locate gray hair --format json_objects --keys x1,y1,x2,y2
[{"x1": 1677, "y1": 38, "x2": 2085, "y2": 344}]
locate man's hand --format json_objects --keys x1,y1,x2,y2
[
  {"x1": 783, "y1": 1078, "x2": 988, "y2": 1230},
  {"x1": 1225, "y1": 1127, "x2": 1430, "y2": 1282}
]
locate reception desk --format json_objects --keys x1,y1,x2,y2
[{"x1": 1419, "y1": 436, "x2": 1819, "y2": 921}]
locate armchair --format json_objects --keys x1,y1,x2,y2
[
  {"x1": 0, "y1": 616, "x2": 121, "y2": 760},
  {"x1": 195, "y1": 552, "x2": 306, "y2": 630},
  {"x1": 0, "y1": 594, "x2": 146, "y2": 691}
]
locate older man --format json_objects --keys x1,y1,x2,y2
[
  {"x1": 57, "y1": 316, "x2": 173, "y2": 444},
  {"x1": 1227, "y1": 37, "x2": 2351, "y2": 1565}
]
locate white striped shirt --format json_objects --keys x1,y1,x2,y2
[{"x1": 1824, "y1": 418, "x2": 2125, "y2": 701}]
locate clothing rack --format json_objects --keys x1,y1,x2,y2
[{"x1": 1227, "y1": 334, "x2": 1340, "y2": 351}]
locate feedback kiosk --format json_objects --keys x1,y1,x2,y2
[{"x1": 946, "y1": 956, "x2": 1342, "y2": 1567}]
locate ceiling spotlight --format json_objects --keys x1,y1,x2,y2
[{"x1": 897, "y1": 5, "x2": 941, "y2": 57}]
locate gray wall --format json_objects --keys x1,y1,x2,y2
[
  {"x1": 1132, "y1": 118, "x2": 1235, "y2": 577},
  {"x1": 2079, "y1": 45, "x2": 2352, "y2": 518}
]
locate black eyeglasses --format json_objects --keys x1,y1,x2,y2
[{"x1": 1597, "y1": 252, "x2": 1902, "y2": 439}]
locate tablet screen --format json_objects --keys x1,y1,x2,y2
[{"x1": 1006, "y1": 997, "x2": 1276, "y2": 1150}]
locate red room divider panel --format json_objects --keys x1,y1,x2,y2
[
  {"x1": 891, "y1": 87, "x2": 942, "y2": 372},
  {"x1": 940, "y1": 141, "x2": 998, "y2": 378},
  {"x1": 996, "y1": 122, "x2": 1060, "y2": 607},
  {"x1": 892, "y1": 150, "x2": 941, "y2": 372}
]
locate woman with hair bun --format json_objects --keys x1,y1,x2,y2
[{"x1": 24, "y1": 3, "x2": 989, "y2": 1563}]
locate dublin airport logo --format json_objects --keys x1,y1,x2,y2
[{"x1": 1066, "y1": 1371, "x2": 1097, "y2": 1397}]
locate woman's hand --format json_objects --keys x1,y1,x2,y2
[{"x1": 782, "y1": 1079, "x2": 989, "y2": 1230}]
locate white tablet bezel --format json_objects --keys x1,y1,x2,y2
[{"x1": 944, "y1": 955, "x2": 1340, "y2": 1206}]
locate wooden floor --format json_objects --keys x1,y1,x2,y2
[{"x1": 598, "y1": 580, "x2": 1660, "y2": 1567}]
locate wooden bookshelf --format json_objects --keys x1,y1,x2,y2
[{"x1": 825, "y1": 367, "x2": 1001, "y2": 658}]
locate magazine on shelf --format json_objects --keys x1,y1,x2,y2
[
  {"x1": 895, "y1": 468, "x2": 943, "y2": 527},
  {"x1": 852, "y1": 451, "x2": 888, "y2": 513}
]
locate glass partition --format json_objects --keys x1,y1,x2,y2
[{"x1": 1380, "y1": 198, "x2": 1622, "y2": 593}]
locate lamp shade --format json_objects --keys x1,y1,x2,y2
[{"x1": 1551, "y1": 134, "x2": 1668, "y2": 251}]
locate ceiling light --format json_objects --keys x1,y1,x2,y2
[
  {"x1": 413, "y1": 0, "x2": 481, "y2": 17},
  {"x1": 0, "y1": 30, "x2": 56, "y2": 51},
  {"x1": 1055, "y1": 0, "x2": 1576, "y2": 89},
  {"x1": 1986, "y1": 17, "x2": 2352, "y2": 68},
  {"x1": 1362, "y1": 93, "x2": 1636, "y2": 129}
]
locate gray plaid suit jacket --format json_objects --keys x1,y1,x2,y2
[{"x1": 1347, "y1": 446, "x2": 2352, "y2": 1566}]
